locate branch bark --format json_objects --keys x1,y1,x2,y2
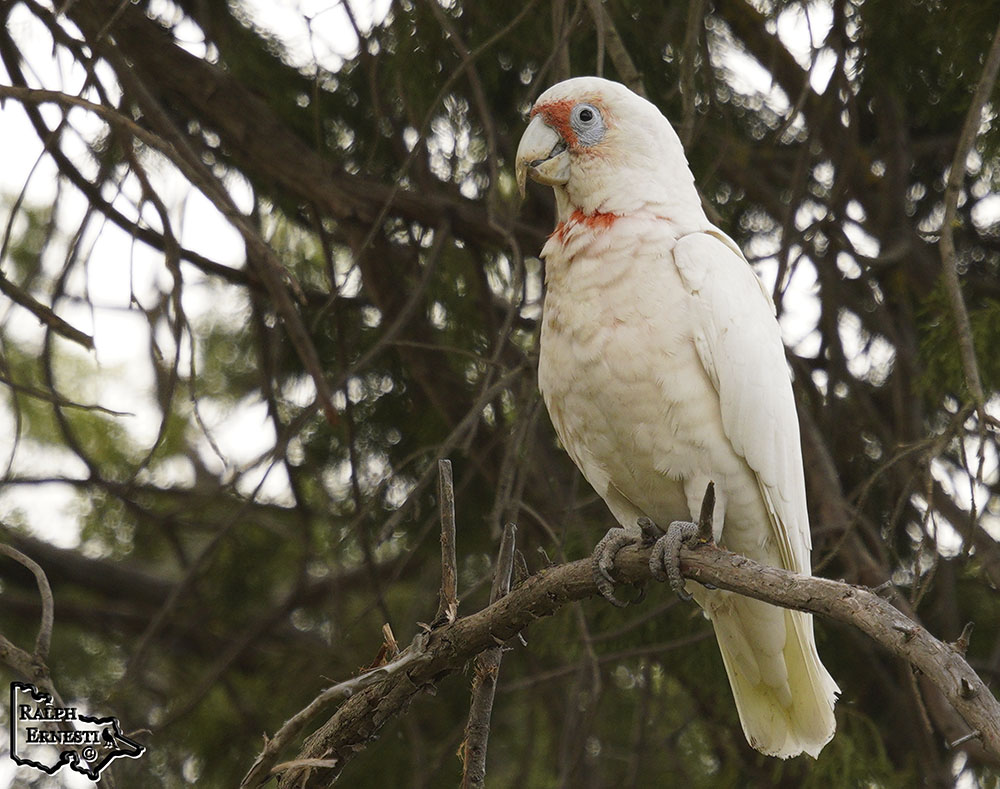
[
  {"x1": 434, "y1": 459, "x2": 459, "y2": 626},
  {"x1": 274, "y1": 539, "x2": 1000, "y2": 787}
]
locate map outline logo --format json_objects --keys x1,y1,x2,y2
[{"x1": 9, "y1": 682, "x2": 145, "y2": 781}]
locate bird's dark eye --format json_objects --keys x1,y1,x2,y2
[{"x1": 579, "y1": 108, "x2": 594, "y2": 123}]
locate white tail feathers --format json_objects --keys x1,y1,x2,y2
[{"x1": 700, "y1": 590, "x2": 839, "y2": 758}]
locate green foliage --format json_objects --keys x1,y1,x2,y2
[{"x1": 918, "y1": 283, "x2": 1000, "y2": 400}]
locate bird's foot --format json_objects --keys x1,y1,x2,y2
[
  {"x1": 592, "y1": 527, "x2": 643, "y2": 608},
  {"x1": 648, "y1": 482, "x2": 717, "y2": 602},
  {"x1": 649, "y1": 521, "x2": 700, "y2": 600}
]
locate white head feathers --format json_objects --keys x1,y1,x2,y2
[{"x1": 517, "y1": 77, "x2": 707, "y2": 232}]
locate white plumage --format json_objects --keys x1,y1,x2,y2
[{"x1": 516, "y1": 77, "x2": 839, "y2": 758}]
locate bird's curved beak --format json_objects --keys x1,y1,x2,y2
[{"x1": 516, "y1": 115, "x2": 569, "y2": 197}]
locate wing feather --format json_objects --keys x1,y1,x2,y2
[{"x1": 672, "y1": 230, "x2": 811, "y2": 574}]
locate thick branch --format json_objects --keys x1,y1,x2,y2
[{"x1": 276, "y1": 541, "x2": 1000, "y2": 787}]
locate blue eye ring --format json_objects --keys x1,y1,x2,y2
[{"x1": 570, "y1": 103, "x2": 605, "y2": 146}]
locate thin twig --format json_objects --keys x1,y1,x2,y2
[
  {"x1": 0, "y1": 542, "x2": 67, "y2": 709},
  {"x1": 678, "y1": 0, "x2": 706, "y2": 147},
  {"x1": 938, "y1": 18, "x2": 1000, "y2": 414},
  {"x1": 0, "y1": 372, "x2": 133, "y2": 415},
  {"x1": 0, "y1": 543, "x2": 54, "y2": 658},
  {"x1": 0, "y1": 267, "x2": 94, "y2": 350},
  {"x1": 240, "y1": 644, "x2": 428, "y2": 789},
  {"x1": 461, "y1": 523, "x2": 516, "y2": 789},
  {"x1": 434, "y1": 459, "x2": 459, "y2": 626}
]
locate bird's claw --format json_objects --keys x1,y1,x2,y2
[
  {"x1": 648, "y1": 482, "x2": 717, "y2": 602},
  {"x1": 649, "y1": 520, "x2": 700, "y2": 600},
  {"x1": 593, "y1": 484, "x2": 716, "y2": 606},
  {"x1": 592, "y1": 527, "x2": 638, "y2": 608}
]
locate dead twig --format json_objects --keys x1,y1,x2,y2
[
  {"x1": 240, "y1": 642, "x2": 429, "y2": 789},
  {"x1": 460, "y1": 523, "x2": 517, "y2": 789},
  {"x1": 434, "y1": 459, "x2": 460, "y2": 626},
  {"x1": 0, "y1": 542, "x2": 65, "y2": 707},
  {"x1": 0, "y1": 542, "x2": 54, "y2": 658}
]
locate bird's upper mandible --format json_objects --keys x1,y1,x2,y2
[
  {"x1": 515, "y1": 95, "x2": 608, "y2": 196},
  {"x1": 515, "y1": 114, "x2": 570, "y2": 195}
]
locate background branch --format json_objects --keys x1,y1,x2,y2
[
  {"x1": 937, "y1": 16, "x2": 1000, "y2": 412},
  {"x1": 0, "y1": 542, "x2": 64, "y2": 707},
  {"x1": 0, "y1": 542, "x2": 54, "y2": 660}
]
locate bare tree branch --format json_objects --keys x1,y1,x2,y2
[
  {"x1": 938, "y1": 16, "x2": 1000, "y2": 412},
  {"x1": 0, "y1": 542, "x2": 66, "y2": 708},
  {"x1": 434, "y1": 459, "x2": 459, "y2": 626},
  {"x1": 273, "y1": 535, "x2": 1000, "y2": 787},
  {"x1": 460, "y1": 522, "x2": 516, "y2": 789},
  {"x1": 0, "y1": 542, "x2": 54, "y2": 658},
  {"x1": 240, "y1": 639, "x2": 426, "y2": 789},
  {"x1": 0, "y1": 267, "x2": 94, "y2": 350},
  {"x1": 587, "y1": 3, "x2": 646, "y2": 97},
  {"x1": 4, "y1": 1, "x2": 999, "y2": 783}
]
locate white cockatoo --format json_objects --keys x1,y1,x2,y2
[{"x1": 516, "y1": 77, "x2": 839, "y2": 759}]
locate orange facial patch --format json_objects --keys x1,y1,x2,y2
[{"x1": 530, "y1": 99, "x2": 578, "y2": 148}]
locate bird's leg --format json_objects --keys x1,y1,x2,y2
[
  {"x1": 638, "y1": 516, "x2": 664, "y2": 544},
  {"x1": 590, "y1": 518, "x2": 666, "y2": 607},
  {"x1": 649, "y1": 482, "x2": 716, "y2": 601}
]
